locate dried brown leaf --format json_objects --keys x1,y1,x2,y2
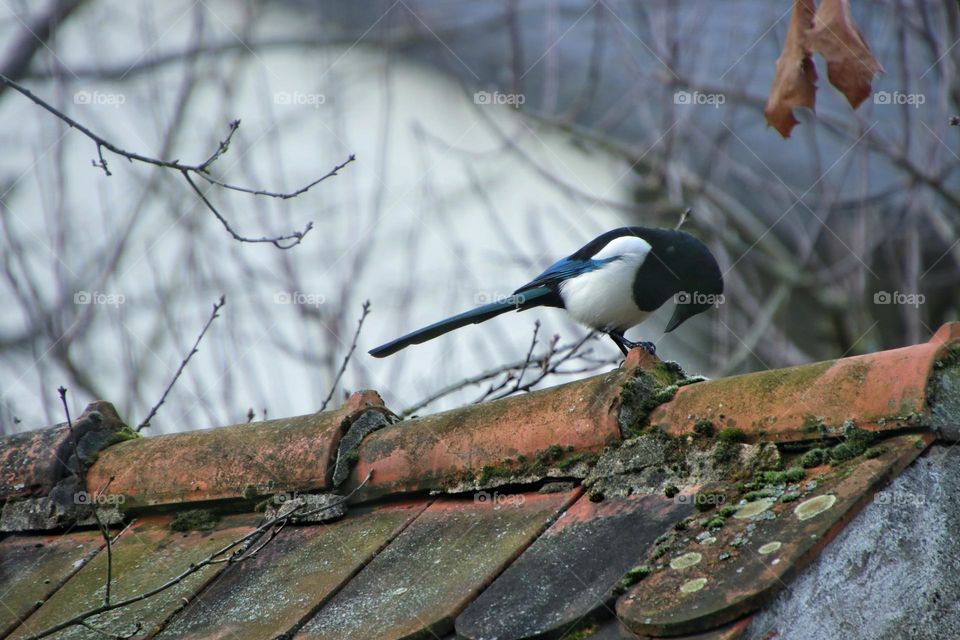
[
  {"x1": 805, "y1": 0, "x2": 883, "y2": 109},
  {"x1": 765, "y1": 0, "x2": 818, "y2": 137}
]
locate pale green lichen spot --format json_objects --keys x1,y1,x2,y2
[
  {"x1": 734, "y1": 498, "x2": 775, "y2": 519},
  {"x1": 795, "y1": 494, "x2": 837, "y2": 521},
  {"x1": 758, "y1": 541, "x2": 782, "y2": 555},
  {"x1": 680, "y1": 577, "x2": 708, "y2": 593},
  {"x1": 670, "y1": 552, "x2": 703, "y2": 570}
]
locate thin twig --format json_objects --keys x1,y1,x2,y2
[
  {"x1": 137, "y1": 295, "x2": 225, "y2": 431},
  {"x1": 21, "y1": 472, "x2": 373, "y2": 640},
  {"x1": 675, "y1": 207, "x2": 691, "y2": 230},
  {"x1": 0, "y1": 73, "x2": 354, "y2": 248},
  {"x1": 400, "y1": 330, "x2": 612, "y2": 417},
  {"x1": 319, "y1": 301, "x2": 371, "y2": 412},
  {"x1": 510, "y1": 320, "x2": 540, "y2": 392}
]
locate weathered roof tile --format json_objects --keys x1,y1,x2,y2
[
  {"x1": 10, "y1": 514, "x2": 260, "y2": 640},
  {"x1": 156, "y1": 500, "x2": 428, "y2": 640},
  {"x1": 294, "y1": 491, "x2": 579, "y2": 640},
  {"x1": 85, "y1": 391, "x2": 385, "y2": 509},
  {"x1": 456, "y1": 491, "x2": 696, "y2": 640}
]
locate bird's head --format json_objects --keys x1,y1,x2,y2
[{"x1": 660, "y1": 231, "x2": 724, "y2": 333}]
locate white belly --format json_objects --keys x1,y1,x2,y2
[{"x1": 558, "y1": 255, "x2": 650, "y2": 332}]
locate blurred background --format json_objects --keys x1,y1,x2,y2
[{"x1": 1, "y1": 0, "x2": 957, "y2": 434}]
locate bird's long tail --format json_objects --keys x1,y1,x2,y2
[{"x1": 368, "y1": 286, "x2": 555, "y2": 357}]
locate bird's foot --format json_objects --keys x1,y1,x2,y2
[
  {"x1": 622, "y1": 338, "x2": 656, "y2": 355},
  {"x1": 608, "y1": 332, "x2": 656, "y2": 356}
]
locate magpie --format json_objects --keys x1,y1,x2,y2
[{"x1": 368, "y1": 226, "x2": 723, "y2": 358}]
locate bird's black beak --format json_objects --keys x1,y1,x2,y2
[{"x1": 664, "y1": 302, "x2": 709, "y2": 333}]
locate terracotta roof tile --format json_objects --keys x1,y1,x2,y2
[
  {"x1": 85, "y1": 391, "x2": 385, "y2": 509},
  {"x1": 650, "y1": 322, "x2": 960, "y2": 443},
  {"x1": 343, "y1": 364, "x2": 639, "y2": 502},
  {"x1": 4, "y1": 323, "x2": 960, "y2": 639}
]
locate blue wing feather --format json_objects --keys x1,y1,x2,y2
[{"x1": 513, "y1": 257, "x2": 612, "y2": 294}]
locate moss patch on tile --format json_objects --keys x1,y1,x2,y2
[{"x1": 169, "y1": 509, "x2": 220, "y2": 532}]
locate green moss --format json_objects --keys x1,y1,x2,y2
[
  {"x1": 558, "y1": 452, "x2": 598, "y2": 471},
  {"x1": 801, "y1": 448, "x2": 829, "y2": 468},
  {"x1": 619, "y1": 368, "x2": 684, "y2": 437},
  {"x1": 673, "y1": 519, "x2": 689, "y2": 531},
  {"x1": 744, "y1": 488, "x2": 778, "y2": 501},
  {"x1": 169, "y1": 509, "x2": 220, "y2": 532},
  {"x1": 700, "y1": 516, "x2": 725, "y2": 529},
  {"x1": 864, "y1": 447, "x2": 886, "y2": 459},
  {"x1": 693, "y1": 419, "x2": 715, "y2": 438},
  {"x1": 587, "y1": 488, "x2": 605, "y2": 503},
  {"x1": 829, "y1": 443, "x2": 856, "y2": 463},
  {"x1": 651, "y1": 544, "x2": 670, "y2": 559},
  {"x1": 717, "y1": 427, "x2": 747, "y2": 443},
  {"x1": 780, "y1": 491, "x2": 801, "y2": 502},
  {"x1": 761, "y1": 466, "x2": 806, "y2": 485},
  {"x1": 612, "y1": 565, "x2": 653, "y2": 595},
  {"x1": 718, "y1": 505, "x2": 738, "y2": 518}
]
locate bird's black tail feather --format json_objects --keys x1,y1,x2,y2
[{"x1": 368, "y1": 286, "x2": 554, "y2": 357}]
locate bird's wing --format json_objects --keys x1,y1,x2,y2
[{"x1": 513, "y1": 257, "x2": 607, "y2": 294}]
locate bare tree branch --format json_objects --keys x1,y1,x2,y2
[
  {"x1": 319, "y1": 300, "x2": 371, "y2": 412},
  {"x1": 0, "y1": 73, "x2": 354, "y2": 248},
  {"x1": 137, "y1": 295, "x2": 225, "y2": 432}
]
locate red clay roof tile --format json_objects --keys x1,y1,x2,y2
[
  {"x1": 85, "y1": 391, "x2": 385, "y2": 509},
  {"x1": 343, "y1": 364, "x2": 639, "y2": 501},
  {"x1": 649, "y1": 322, "x2": 960, "y2": 442}
]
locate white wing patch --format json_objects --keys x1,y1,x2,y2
[{"x1": 591, "y1": 235, "x2": 652, "y2": 261}]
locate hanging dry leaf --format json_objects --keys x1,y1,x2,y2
[
  {"x1": 805, "y1": 0, "x2": 883, "y2": 109},
  {"x1": 765, "y1": 0, "x2": 818, "y2": 137}
]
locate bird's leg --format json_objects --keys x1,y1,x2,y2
[{"x1": 608, "y1": 331, "x2": 656, "y2": 356}]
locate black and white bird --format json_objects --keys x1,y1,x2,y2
[{"x1": 369, "y1": 226, "x2": 723, "y2": 358}]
